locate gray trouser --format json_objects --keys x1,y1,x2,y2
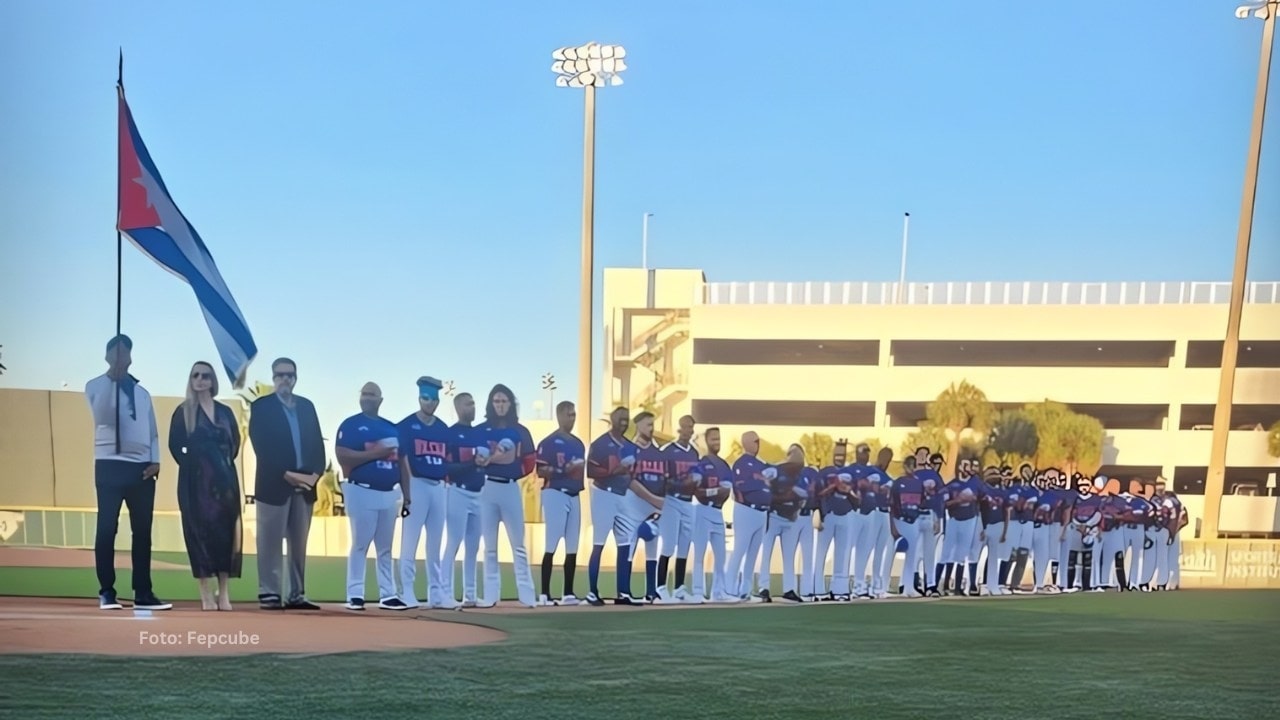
[{"x1": 256, "y1": 494, "x2": 313, "y2": 602}]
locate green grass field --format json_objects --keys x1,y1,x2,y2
[{"x1": 1, "y1": 555, "x2": 1276, "y2": 719}]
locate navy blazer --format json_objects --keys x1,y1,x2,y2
[{"x1": 247, "y1": 393, "x2": 326, "y2": 505}]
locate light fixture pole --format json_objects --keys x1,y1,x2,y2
[
  {"x1": 552, "y1": 42, "x2": 627, "y2": 444},
  {"x1": 642, "y1": 212, "x2": 653, "y2": 270},
  {"x1": 1203, "y1": 1, "x2": 1276, "y2": 539},
  {"x1": 897, "y1": 212, "x2": 910, "y2": 303}
]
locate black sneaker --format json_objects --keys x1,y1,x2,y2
[
  {"x1": 756, "y1": 589, "x2": 773, "y2": 603},
  {"x1": 133, "y1": 593, "x2": 173, "y2": 610},
  {"x1": 781, "y1": 590, "x2": 804, "y2": 602},
  {"x1": 379, "y1": 598, "x2": 410, "y2": 611},
  {"x1": 345, "y1": 598, "x2": 366, "y2": 611},
  {"x1": 856, "y1": 593, "x2": 872, "y2": 600},
  {"x1": 259, "y1": 594, "x2": 284, "y2": 610},
  {"x1": 927, "y1": 588, "x2": 942, "y2": 598},
  {"x1": 644, "y1": 593, "x2": 659, "y2": 604},
  {"x1": 99, "y1": 591, "x2": 124, "y2": 610},
  {"x1": 284, "y1": 599, "x2": 320, "y2": 610},
  {"x1": 586, "y1": 592, "x2": 605, "y2": 607},
  {"x1": 614, "y1": 594, "x2": 642, "y2": 606}
]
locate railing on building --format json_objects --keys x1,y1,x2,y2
[{"x1": 699, "y1": 280, "x2": 1280, "y2": 306}]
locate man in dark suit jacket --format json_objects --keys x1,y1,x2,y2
[{"x1": 248, "y1": 357, "x2": 327, "y2": 610}]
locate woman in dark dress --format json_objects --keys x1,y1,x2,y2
[{"x1": 168, "y1": 361, "x2": 243, "y2": 610}]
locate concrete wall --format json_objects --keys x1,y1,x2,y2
[{"x1": 0, "y1": 389, "x2": 247, "y2": 511}]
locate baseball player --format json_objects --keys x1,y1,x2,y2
[
  {"x1": 924, "y1": 453, "x2": 948, "y2": 592},
  {"x1": 1097, "y1": 486, "x2": 1129, "y2": 591},
  {"x1": 814, "y1": 440, "x2": 856, "y2": 601},
  {"x1": 1147, "y1": 478, "x2": 1180, "y2": 590},
  {"x1": 396, "y1": 376, "x2": 450, "y2": 610},
  {"x1": 690, "y1": 426, "x2": 733, "y2": 603},
  {"x1": 914, "y1": 460, "x2": 945, "y2": 597},
  {"x1": 534, "y1": 401, "x2": 586, "y2": 606},
  {"x1": 1030, "y1": 468, "x2": 1065, "y2": 593},
  {"x1": 586, "y1": 407, "x2": 642, "y2": 606},
  {"x1": 1119, "y1": 485, "x2": 1152, "y2": 591},
  {"x1": 756, "y1": 444, "x2": 813, "y2": 602},
  {"x1": 441, "y1": 392, "x2": 486, "y2": 609},
  {"x1": 796, "y1": 444, "x2": 824, "y2": 602},
  {"x1": 1064, "y1": 474, "x2": 1104, "y2": 592},
  {"x1": 850, "y1": 443, "x2": 883, "y2": 599},
  {"x1": 335, "y1": 383, "x2": 407, "y2": 611},
  {"x1": 939, "y1": 458, "x2": 981, "y2": 596},
  {"x1": 1166, "y1": 492, "x2": 1188, "y2": 590},
  {"x1": 977, "y1": 466, "x2": 1008, "y2": 595},
  {"x1": 870, "y1": 448, "x2": 897, "y2": 599},
  {"x1": 630, "y1": 412, "x2": 670, "y2": 602},
  {"x1": 1002, "y1": 468, "x2": 1038, "y2": 593},
  {"x1": 475, "y1": 384, "x2": 538, "y2": 609},
  {"x1": 890, "y1": 456, "x2": 927, "y2": 598},
  {"x1": 655, "y1": 415, "x2": 699, "y2": 603},
  {"x1": 725, "y1": 431, "x2": 775, "y2": 601}
]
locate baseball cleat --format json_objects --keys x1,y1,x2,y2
[
  {"x1": 559, "y1": 594, "x2": 581, "y2": 606},
  {"x1": 856, "y1": 593, "x2": 872, "y2": 600},
  {"x1": 756, "y1": 589, "x2": 772, "y2": 603},
  {"x1": 537, "y1": 594, "x2": 554, "y2": 607},
  {"x1": 437, "y1": 598, "x2": 461, "y2": 610},
  {"x1": 655, "y1": 585, "x2": 672, "y2": 602},
  {"x1": 462, "y1": 599, "x2": 478, "y2": 608},
  {"x1": 802, "y1": 594, "x2": 816, "y2": 603},
  {"x1": 644, "y1": 593, "x2": 660, "y2": 604},
  {"x1": 614, "y1": 594, "x2": 642, "y2": 606},
  {"x1": 684, "y1": 594, "x2": 705, "y2": 605},
  {"x1": 585, "y1": 592, "x2": 605, "y2": 607},
  {"x1": 673, "y1": 586, "x2": 689, "y2": 602},
  {"x1": 346, "y1": 598, "x2": 366, "y2": 611},
  {"x1": 399, "y1": 598, "x2": 422, "y2": 609},
  {"x1": 379, "y1": 598, "x2": 410, "y2": 611},
  {"x1": 781, "y1": 590, "x2": 804, "y2": 603}
]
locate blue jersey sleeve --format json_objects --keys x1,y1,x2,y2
[{"x1": 335, "y1": 417, "x2": 363, "y2": 451}]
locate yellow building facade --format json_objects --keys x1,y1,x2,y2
[{"x1": 603, "y1": 268, "x2": 1280, "y2": 537}]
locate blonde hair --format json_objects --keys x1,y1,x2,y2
[{"x1": 183, "y1": 362, "x2": 219, "y2": 433}]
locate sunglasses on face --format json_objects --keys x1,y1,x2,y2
[{"x1": 191, "y1": 372, "x2": 211, "y2": 380}]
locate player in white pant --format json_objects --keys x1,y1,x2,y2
[
  {"x1": 688, "y1": 427, "x2": 732, "y2": 602},
  {"x1": 534, "y1": 401, "x2": 587, "y2": 606},
  {"x1": 869, "y1": 450, "x2": 897, "y2": 598},
  {"x1": 938, "y1": 458, "x2": 980, "y2": 596},
  {"x1": 847, "y1": 443, "x2": 880, "y2": 598},
  {"x1": 656, "y1": 416, "x2": 700, "y2": 602},
  {"x1": 475, "y1": 385, "x2": 537, "y2": 609},
  {"x1": 976, "y1": 467, "x2": 1008, "y2": 595},
  {"x1": 890, "y1": 455, "x2": 931, "y2": 598},
  {"x1": 584, "y1": 408, "x2": 646, "y2": 605},
  {"x1": 725, "y1": 432, "x2": 775, "y2": 599},
  {"x1": 1120, "y1": 492, "x2": 1150, "y2": 591},
  {"x1": 812, "y1": 508, "x2": 836, "y2": 599},
  {"x1": 334, "y1": 383, "x2": 408, "y2": 611},
  {"x1": 396, "y1": 376, "x2": 451, "y2": 609},
  {"x1": 1164, "y1": 499, "x2": 1186, "y2": 589},
  {"x1": 756, "y1": 444, "x2": 813, "y2": 602},
  {"x1": 440, "y1": 393, "x2": 487, "y2": 608}
]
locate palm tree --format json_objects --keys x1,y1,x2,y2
[{"x1": 924, "y1": 381, "x2": 996, "y2": 478}]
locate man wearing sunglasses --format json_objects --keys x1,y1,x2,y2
[{"x1": 248, "y1": 357, "x2": 327, "y2": 610}]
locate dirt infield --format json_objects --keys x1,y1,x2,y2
[
  {"x1": 0, "y1": 546, "x2": 188, "y2": 571},
  {"x1": 0, "y1": 597, "x2": 507, "y2": 656}
]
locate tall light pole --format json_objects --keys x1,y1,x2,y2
[
  {"x1": 1203, "y1": 0, "x2": 1276, "y2": 539},
  {"x1": 896, "y1": 212, "x2": 910, "y2": 303},
  {"x1": 552, "y1": 42, "x2": 627, "y2": 444},
  {"x1": 642, "y1": 212, "x2": 654, "y2": 270}
]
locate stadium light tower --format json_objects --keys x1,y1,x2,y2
[
  {"x1": 1203, "y1": 1, "x2": 1276, "y2": 539},
  {"x1": 552, "y1": 42, "x2": 627, "y2": 443}
]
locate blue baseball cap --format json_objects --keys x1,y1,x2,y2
[
  {"x1": 417, "y1": 376, "x2": 443, "y2": 401},
  {"x1": 106, "y1": 334, "x2": 133, "y2": 352}
]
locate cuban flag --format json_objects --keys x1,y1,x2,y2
[{"x1": 117, "y1": 89, "x2": 257, "y2": 387}]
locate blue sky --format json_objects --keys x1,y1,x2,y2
[{"x1": 1, "y1": 1, "x2": 1277, "y2": 438}]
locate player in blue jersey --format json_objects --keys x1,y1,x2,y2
[
  {"x1": 396, "y1": 376, "x2": 452, "y2": 609},
  {"x1": 335, "y1": 383, "x2": 408, "y2": 611},
  {"x1": 890, "y1": 456, "x2": 928, "y2": 598},
  {"x1": 1028, "y1": 469, "x2": 1060, "y2": 593},
  {"x1": 815, "y1": 440, "x2": 856, "y2": 601},
  {"x1": 440, "y1": 392, "x2": 485, "y2": 609},
  {"x1": 796, "y1": 443, "x2": 826, "y2": 601},
  {"x1": 924, "y1": 453, "x2": 948, "y2": 594},
  {"x1": 689, "y1": 427, "x2": 733, "y2": 603},
  {"x1": 535, "y1": 401, "x2": 586, "y2": 606},
  {"x1": 939, "y1": 457, "x2": 981, "y2": 596},
  {"x1": 1148, "y1": 478, "x2": 1182, "y2": 591},
  {"x1": 757, "y1": 444, "x2": 813, "y2": 603},
  {"x1": 726, "y1": 431, "x2": 775, "y2": 601},
  {"x1": 1064, "y1": 474, "x2": 1103, "y2": 592},
  {"x1": 1165, "y1": 488, "x2": 1188, "y2": 590},
  {"x1": 913, "y1": 458, "x2": 945, "y2": 597},
  {"x1": 1096, "y1": 484, "x2": 1129, "y2": 591},
  {"x1": 587, "y1": 407, "x2": 644, "y2": 606},
  {"x1": 630, "y1": 412, "x2": 670, "y2": 602},
  {"x1": 977, "y1": 466, "x2": 1008, "y2": 595},
  {"x1": 476, "y1": 384, "x2": 538, "y2": 609},
  {"x1": 1119, "y1": 483, "x2": 1151, "y2": 591},
  {"x1": 850, "y1": 443, "x2": 883, "y2": 599},
  {"x1": 869, "y1": 448, "x2": 897, "y2": 599},
  {"x1": 1002, "y1": 466, "x2": 1039, "y2": 593},
  {"x1": 655, "y1": 415, "x2": 699, "y2": 604}
]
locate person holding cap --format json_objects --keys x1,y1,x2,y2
[
  {"x1": 396, "y1": 376, "x2": 451, "y2": 609},
  {"x1": 85, "y1": 334, "x2": 170, "y2": 611}
]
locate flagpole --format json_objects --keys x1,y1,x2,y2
[{"x1": 114, "y1": 49, "x2": 123, "y2": 453}]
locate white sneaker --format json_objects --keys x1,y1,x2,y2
[
  {"x1": 559, "y1": 594, "x2": 581, "y2": 606},
  {"x1": 437, "y1": 598, "x2": 461, "y2": 610},
  {"x1": 655, "y1": 585, "x2": 673, "y2": 603},
  {"x1": 673, "y1": 586, "x2": 689, "y2": 602},
  {"x1": 538, "y1": 594, "x2": 553, "y2": 607},
  {"x1": 684, "y1": 594, "x2": 705, "y2": 605},
  {"x1": 475, "y1": 600, "x2": 496, "y2": 609},
  {"x1": 401, "y1": 597, "x2": 422, "y2": 609},
  {"x1": 462, "y1": 599, "x2": 478, "y2": 608},
  {"x1": 712, "y1": 593, "x2": 739, "y2": 603}
]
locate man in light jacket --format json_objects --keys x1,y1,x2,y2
[{"x1": 85, "y1": 334, "x2": 171, "y2": 611}]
